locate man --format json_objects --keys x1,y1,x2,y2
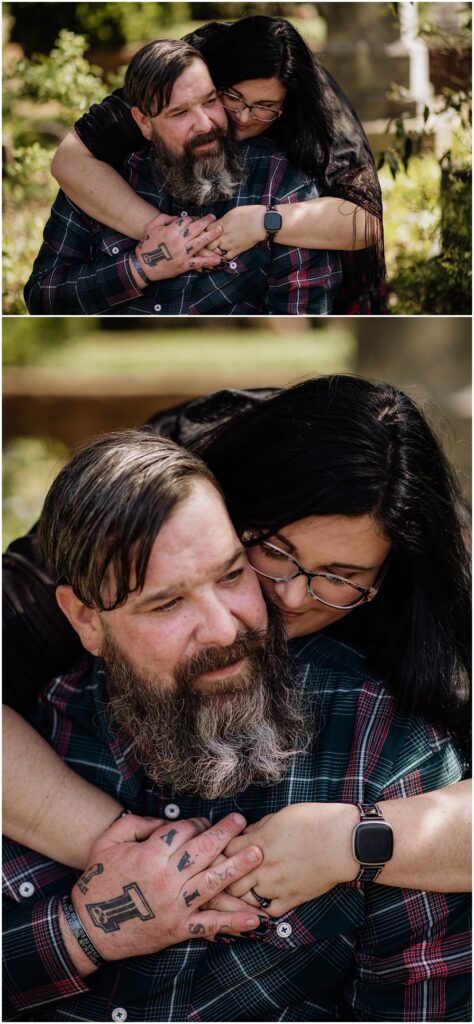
[
  {"x1": 3, "y1": 432, "x2": 470, "y2": 1021},
  {"x1": 23, "y1": 39, "x2": 341, "y2": 315}
]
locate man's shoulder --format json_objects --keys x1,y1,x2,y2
[
  {"x1": 33, "y1": 656, "x2": 106, "y2": 733},
  {"x1": 241, "y1": 136, "x2": 319, "y2": 197},
  {"x1": 291, "y1": 632, "x2": 461, "y2": 764}
]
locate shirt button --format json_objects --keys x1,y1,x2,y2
[
  {"x1": 229, "y1": 260, "x2": 238, "y2": 270},
  {"x1": 19, "y1": 882, "x2": 35, "y2": 897},
  {"x1": 164, "y1": 803, "x2": 180, "y2": 819},
  {"x1": 180, "y1": 211, "x2": 188, "y2": 218},
  {"x1": 154, "y1": 304, "x2": 162, "y2": 312},
  {"x1": 276, "y1": 921, "x2": 292, "y2": 939},
  {"x1": 111, "y1": 1009, "x2": 127, "y2": 1022},
  {"x1": 111, "y1": 246, "x2": 120, "y2": 255}
]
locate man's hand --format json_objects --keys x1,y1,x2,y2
[
  {"x1": 130, "y1": 213, "x2": 224, "y2": 285},
  {"x1": 61, "y1": 812, "x2": 263, "y2": 973}
]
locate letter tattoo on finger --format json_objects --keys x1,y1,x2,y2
[
  {"x1": 186, "y1": 245, "x2": 194, "y2": 254},
  {"x1": 188, "y1": 922, "x2": 206, "y2": 935},
  {"x1": 160, "y1": 828, "x2": 178, "y2": 847},
  {"x1": 183, "y1": 228, "x2": 190, "y2": 238},
  {"x1": 183, "y1": 888, "x2": 200, "y2": 907},
  {"x1": 77, "y1": 862, "x2": 104, "y2": 895},
  {"x1": 141, "y1": 243, "x2": 172, "y2": 266},
  {"x1": 177, "y1": 851, "x2": 195, "y2": 872}
]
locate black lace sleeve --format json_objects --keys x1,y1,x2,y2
[{"x1": 74, "y1": 88, "x2": 143, "y2": 170}]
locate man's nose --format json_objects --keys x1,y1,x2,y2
[
  {"x1": 192, "y1": 106, "x2": 215, "y2": 133},
  {"x1": 194, "y1": 594, "x2": 239, "y2": 647},
  {"x1": 273, "y1": 576, "x2": 309, "y2": 610}
]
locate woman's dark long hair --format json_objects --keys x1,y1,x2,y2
[
  {"x1": 190, "y1": 16, "x2": 334, "y2": 183},
  {"x1": 186, "y1": 16, "x2": 385, "y2": 309},
  {"x1": 191, "y1": 376, "x2": 471, "y2": 754}
]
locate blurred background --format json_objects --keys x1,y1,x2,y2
[
  {"x1": 3, "y1": 1, "x2": 471, "y2": 314},
  {"x1": 3, "y1": 316, "x2": 471, "y2": 549}
]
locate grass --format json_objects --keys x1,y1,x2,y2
[{"x1": 4, "y1": 325, "x2": 355, "y2": 375}]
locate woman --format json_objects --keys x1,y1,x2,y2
[
  {"x1": 3, "y1": 376, "x2": 471, "y2": 907},
  {"x1": 51, "y1": 16, "x2": 386, "y2": 313}
]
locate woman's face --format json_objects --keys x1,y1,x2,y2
[
  {"x1": 220, "y1": 77, "x2": 287, "y2": 141},
  {"x1": 246, "y1": 513, "x2": 391, "y2": 639}
]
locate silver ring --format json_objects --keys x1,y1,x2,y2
[{"x1": 250, "y1": 887, "x2": 272, "y2": 908}]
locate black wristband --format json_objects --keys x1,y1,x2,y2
[
  {"x1": 61, "y1": 894, "x2": 108, "y2": 968},
  {"x1": 129, "y1": 249, "x2": 151, "y2": 286}
]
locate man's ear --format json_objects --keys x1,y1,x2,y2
[
  {"x1": 56, "y1": 585, "x2": 102, "y2": 657},
  {"x1": 131, "y1": 105, "x2": 153, "y2": 141}
]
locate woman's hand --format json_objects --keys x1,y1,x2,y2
[
  {"x1": 223, "y1": 803, "x2": 359, "y2": 917},
  {"x1": 207, "y1": 205, "x2": 266, "y2": 260}
]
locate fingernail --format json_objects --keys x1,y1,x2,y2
[
  {"x1": 245, "y1": 916, "x2": 260, "y2": 928},
  {"x1": 246, "y1": 848, "x2": 261, "y2": 863},
  {"x1": 214, "y1": 934, "x2": 236, "y2": 944},
  {"x1": 258, "y1": 915, "x2": 269, "y2": 927},
  {"x1": 231, "y1": 813, "x2": 246, "y2": 826}
]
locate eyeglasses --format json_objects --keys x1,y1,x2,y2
[
  {"x1": 219, "y1": 90, "x2": 283, "y2": 123},
  {"x1": 243, "y1": 537, "x2": 387, "y2": 611}
]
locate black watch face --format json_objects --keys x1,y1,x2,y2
[
  {"x1": 264, "y1": 211, "x2": 282, "y2": 232},
  {"x1": 354, "y1": 822, "x2": 393, "y2": 865}
]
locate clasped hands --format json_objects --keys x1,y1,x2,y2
[
  {"x1": 67, "y1": 803, "x2": 352, "y2": 967},
  {"x1": 131, "y1": 205, "x2": 266, "y2": 285}
]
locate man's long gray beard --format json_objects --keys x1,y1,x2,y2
[
  {"x1": 104, "y1": 607, "x2": 313, "y2": 799},
  {"x1": 152, "y1": 124, "x2": 246, "y2": 206}
]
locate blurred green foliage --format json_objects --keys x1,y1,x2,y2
[
  {"x1": 7, "y1": 2, "x2": 191, "y2": 54},
  {"x1": 3, "y1": 31, "x2": 116, "y2": 313},
  {"x1": 3, "y1": 437, "x2": 68, "y2": 550}
]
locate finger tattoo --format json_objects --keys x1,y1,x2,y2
[
  {"x1": 186, "y1": 245, "x2": 193, "y2": 254},
  {"x1": 177, "y1": 851, "x2": 195, "y2": 872},
  {"x1": 141, "y1": 242, "x2": 172, "y2": 266},
  {"x1": 188, "y1": 922, "x2": 205, "y2": 935},
  {"x1": 183, "y1": 888, "x2": 200, "y2": 907},
  {"x1": 183, "y1": 228, "x2": 190, "y2": 238},
  {"x1": 160, "y1": 828, "x2": 178, "y2": 847},
  {"x1": 86, "y1": 882, "x2": 154, "y2": 933},
  {"x1": 77, "y1": 862, "x2": 104, "y2": 895}
]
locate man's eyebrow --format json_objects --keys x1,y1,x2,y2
[
  {"x1": 165, "y1": 88, "x2": 217, "y2": 116},
  {"x1": 133, "y1": 546, "x2": 245, "y2": 608}
]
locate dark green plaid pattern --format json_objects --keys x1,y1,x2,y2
[
  {"x1": 24, "y1": 138, "x2": 342, "y2": 316},
  {"x1": 3, "y1": 635, "x2": 471, "y2": 1021}
]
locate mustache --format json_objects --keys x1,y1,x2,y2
[
  {"x1": 185, "y1": 127, "x2": 227, "y2": 154},
  {"x1": 175, "y1": 629, "x2": 266, "y2": 687}
]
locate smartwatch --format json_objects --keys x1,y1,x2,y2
[
  {"x1": 264, "y1": 203, "x2": 282, "y2": 243},
  {"x1": 352, "y1": 803, "x2": 393, "y2": 882}
]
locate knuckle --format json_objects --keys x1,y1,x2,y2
[
  {"x1": 195, "y1": 832, "x2": 219, "y2": 858},
  {"x1": 204, "y1": 869, "x2": 221, "y2": 894}
]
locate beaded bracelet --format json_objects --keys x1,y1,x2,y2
[
  {"x1": 129, "y1": 249, "x2": 152, "y2": 286},
  {"x1": 61, "y1": 894, "x2": 108, "y2": 968}
]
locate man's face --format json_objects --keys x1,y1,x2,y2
[
  {"x1": 94, "y1": 479, "x2": 311, "y2": 798},
  {"x1": 132, "y1": 59, "x2": 245, "y2": 205},
  {"x1": 98, "y1": 478, "x2": 268, "y2": 692},
  {"x1": 135, "y1": 59, "x2": 228, "y2": 157}
]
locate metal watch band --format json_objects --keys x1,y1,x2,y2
[
  {"x1": 355, "y1": 803, "x2": 387, "y2": 882},
  {"x1": 357, "y1": 802, "x2": 383, "y2": 820},
  {"x1": 61, "y1": 894, "x2": 107, "y2": 967},
  {"x1": 129, "y1": 249, "x2": 151, "y2": 286}
]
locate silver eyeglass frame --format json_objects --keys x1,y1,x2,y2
[
  {"x1": 244, "y1": 538, "x2": 388, "y2": 611},
  {"x1": 219, "y1": 90, "x2": 284, "y2": 123}
]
